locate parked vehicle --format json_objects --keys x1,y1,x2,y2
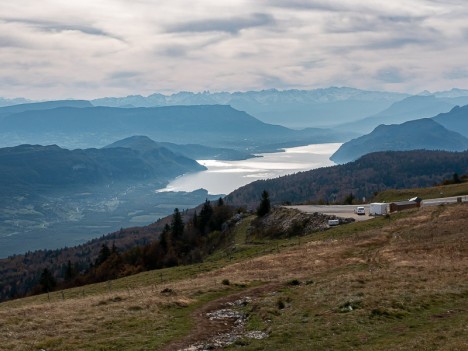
[
  {"x1": 355, "y1": 206, "x2": 365, "y2": 215},
  {"x1": 369, "y1": 203, "x2": 388, "y2": 215}
]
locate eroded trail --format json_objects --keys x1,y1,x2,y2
[{"x1": 160, "y1": 283, "x2": 281, "y2": 351}]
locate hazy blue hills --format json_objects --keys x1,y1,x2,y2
[
  {"x1": 226, "y1": 150, "x2": 468, "y2": 207},
  {"x1": 92, "y1": 87, "x2": 409, "y2": 128},
  {"x1": 105, "y1": 135, "x2": 255, "y2": 161},
  {"x1": 0, "y1": 100, "x2": 92, "y2": 117},
  {"x1": 0, "y1": 104, "x2": 353, "y2": 150},
  {"x1": 0, "y1": 97, "x2": 32, "y2": 107},
  {"x1": 433, "y1": 105, "x2": 468, "y2": 138},
  {"x1": 330, "y1": 119, "x2": 468, "y2": 164},
  {"x1": 337, "y1": 95, "x2": 458, "y2": 134},
  {"x1": 0, "y1": 143, "x2": 205, "y2": 194},
  {"x1": 0, "y1": 141, "x2": 207, "y2": 256}
]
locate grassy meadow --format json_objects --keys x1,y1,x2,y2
[{"x1": 1, "y1": 202, "x2": 467, "y2": 350}]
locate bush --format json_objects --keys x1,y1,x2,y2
[
  {"x1": 277, "y1": 298, "x2": 285, "y2": 309},
  {"x1": 287, "y1": 279, "x2": 301, "y2": 286}
]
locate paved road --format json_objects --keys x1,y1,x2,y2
[
  {"x1": 287, "y1": 194, "x2": 467, "y2": 221},
  {"x1": 285, "y1": 204, "x2": 371, "y2": 221},
  {"x1": 422, "y1": 195, "x2": 468, "y2": 206}
]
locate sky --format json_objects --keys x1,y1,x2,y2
[{"x1": 1, "y1": 0, "x2": 468, "y2": 100}]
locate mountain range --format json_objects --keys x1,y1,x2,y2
[
  {"x1": 330, "y1": 118, "x2": 468, "y2": 164},
  {"x1": 91, "y1": 87, "x2": 409, "y2": 128},
  {"x1": 2, "y1": 87, "x2": 468, "y2": 133},
  {"x1": 104, "y1": 135, "x2": 255, "y2": 161},
  {"x1": 85, "y1": 87, "x2": 468, "y2": 129},
  {"x1": 433, "y1": 105, "x2": 468, "y2": 138},
  {"x1": 0, "y1": 142, "x2": 205, "y2": 195},
  {"x1": 336, "y1": 95, "x2": 468, "y2": 134},
  {"x1": 0, "y1": 100, "x2": 92, "y2": 118},
  {"x1": 0, "y1": 104, "x2": 353, "y2": 150}
]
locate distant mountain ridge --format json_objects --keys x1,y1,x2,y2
[
  {"x1": 337, "y1": 95, "x2": 463, "y2": 134},
  {"x1": 104, "y1": 135, "x2": 255, "y2": 161},
  {"x1": 0, "y1": 97, "x2": 32, "y2": 107},
  {"x1": 91, "y1": 87, "x2": 408, "y2": 128},
  {"x1": 330, "y1": 118, "x2": 468, "y2": 164},
  {"x1": 433, "y1": 105, "x2": 468, "y2": 138},
  {"x1": 0, "y1": 100, "x2": 92, "y2": 117},
  {"x1": 0, "y1": 142, "x2": 205, "y2": 195},
  {"x1": 90, "y1": 88, "x2": 468, "y2": 128},
  {"x1": 0, "y1": 104, "x2": 353, "y2": 150},
  {"x1": 331, "y1": 104, "x2": 468, "y2": 163}
]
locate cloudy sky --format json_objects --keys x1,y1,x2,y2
[{"x1": 1, "y1": 0, "x2": 468, "y2": 99}]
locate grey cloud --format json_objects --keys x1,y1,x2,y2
[
  {"x1": 0, "y1": 76, "x2": 22, "y2": 87},
  {"x1": 380, "y1": 15, "x2": 426, "y2": 24},
  {"x1": 159, "y1": 45, "x2": 188, "y2": 58},
  {"x1": 365, "y1": 36, "x2": 436, "y2": 50},
  {"x1": 257, "y1": 73, "x2": 290, "y2": 89},
  {"x1": 425, "y1": 0, "x2": 467, "y2": 5},
  {"x1": 0, "y1": 35, "x2": 27, "y2": 48},
  {"x1": 156, "y1": 35, "x2": 229, "y2": 58},
  {"x1": 1, "y1": 17, "x2": 120, "y2": 40},
  {"x1": 108, "y1": 71, "x2": 141, "y2": 80},
  {"x1": 375, "y1": 67, "x2": 405, "y2": 83},
  {"x1": 268, "y1": 0, "x2": 345, "y2": 11},
  {"x1": 328, "y1": 36, "x2": 431, "y2": 56},
  {"x1": 168, "y1": 13, "x2": 276, "y2": 34},
  {"x1": 324, "y1": 13, "x2": 428, "y2": 34},
  {"x1": 444, "y1": 67, "x2": 468, "y2": 80}
]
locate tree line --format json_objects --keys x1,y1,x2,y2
[{"x1": 3, "y1": 198, "x2": 243, "y2": 299}]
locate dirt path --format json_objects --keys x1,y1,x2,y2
[{"x1": 160, "y1": 283, "x2": 282, "y2": 351}]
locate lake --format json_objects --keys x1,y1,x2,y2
[{"x1": 158, "y1": 143, "x2": 342, "y2": 195}]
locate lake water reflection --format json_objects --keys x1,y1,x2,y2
[{"x1": 158, "y1": 143, "x2": 342, "y2": 195}]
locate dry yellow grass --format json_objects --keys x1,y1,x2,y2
[{"x1": 1, "y1": 204, "x2": 467, "y2": 350}]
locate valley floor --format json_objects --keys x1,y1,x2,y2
[{"x1": 1, "y1": 203, "x2": 467, "y2": 350}]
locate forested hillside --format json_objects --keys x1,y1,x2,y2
[
  {"x1": 0, "y1": 143, "x2": 204, "y2": 194},
  {"x1": 226, "y1": 150, "x2": 468, "y2": 207},
  {"x1": 0, "y1": 199, "x2": 235, "y2": 301}
]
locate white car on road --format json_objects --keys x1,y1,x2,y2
[{"x1": 355, "y1": 206, "x2": 366, "y2": 215}]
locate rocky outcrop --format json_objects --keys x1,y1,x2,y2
[{"x1": 250, "y1": 207, "x2": 354, "y2": 239}]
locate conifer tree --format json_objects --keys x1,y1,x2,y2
[
  {"x1": 257, "y1": 190, "x2": 271, "y2": 217},
  {"x1": 64, "y1": 260, "x2": 76, "y2": 281},
  {"x1": 39, "y1": 268, "x2": 56, "y2": 292},
  {"x1": 171, "y1": 208, "x2": 184, "y2": 239},
  {"x1": 96, "y1": 244, "x2": 111, "y2": 266},
  {"x1": 159, "y1": 223, "x2": 171, "y2": 252},
  {"x1": 198, "y1": 199, "x2": 213, "y2": 233}
]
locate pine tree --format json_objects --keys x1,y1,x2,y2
[
  {"x1": 192, "y1": 211, "x2": 199, "y2": 229},
  {"x1": 171, "y1": 208, "x2": 184, "y2": 240},
  {"x1": 39, "y1": 268, "x2": 56, "y2": 292},
  {"x1": 257, "y1": 190, "x2": 271, "y2": 217},
  {"x1": 96, "y1": 244, "x2": 111, "y2": 266},
  {"x1": 198, "y1": 199, "x2": 213, "y2": 233},
  {"x1": 159, "y1": 223, "x2": 171, "y2": 253},
  {"x1": 64, "y1": 260, "x2": 76, "y2": 281}
]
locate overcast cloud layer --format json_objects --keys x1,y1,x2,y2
[{"x1": 1, "y1": 0, "x2": 467, "y2": 99}]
